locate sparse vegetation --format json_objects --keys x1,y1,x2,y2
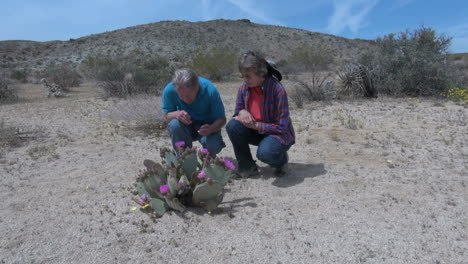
[
  {"x1": 0, "y1": 76, "x2": 17, "y2": 102},
  {"x1": 188, "y1": 47, "x2": 237, "y2": 81},
  {"x1": 0, "y1": 120, "x2": 46, "y2": 157}
]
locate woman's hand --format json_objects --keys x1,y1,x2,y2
[{"x1": 235, "y1": 110, "x2": 257, "y2": 129}]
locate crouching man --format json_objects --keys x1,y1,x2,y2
[{"x1": 162, "y1": 69, "x2": 226, "y2": 156}]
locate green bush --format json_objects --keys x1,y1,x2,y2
[
  {"x1": 359, "y1": 26, "x2": 451, "y2": 96},
  {"x1": 188, "y1": 47, "x2": 237, "y2": 81}
]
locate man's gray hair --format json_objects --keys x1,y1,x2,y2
[{"x1": 172, "y1": 69, "x2": 199, "y2": 90}]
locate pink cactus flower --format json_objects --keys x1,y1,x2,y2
[
  {"x1": 140, "y1": 194, "x2": 148, "y2": 202},
  {"x1": 159, "y1": 185, "x2": 169, "y2": 194},
  {"x1": 197, "y1": 170, "x2": 206, "y2": 180},
  {"x1": 207, "y1": 177, "x2": 213, "y2": 183},
  {"x1": 200, "y1": 148, "x2": 209, "y2": 155},
  {"x1": 175, "y1": 141, "x2": 185, "y2": 147},
  {"x1": 223, "y1": 159, "x2": 236, "y2": 170}
]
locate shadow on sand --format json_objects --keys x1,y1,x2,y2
[{"x1": 266, "y1": 162, "x2": 327, "y2": 188}]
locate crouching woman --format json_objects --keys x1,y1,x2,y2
[{"x1": 226, "y1": 51, "x2": 295, "y2": 177}]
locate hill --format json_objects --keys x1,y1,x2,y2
[{"x1": 1, "y1": 19, "x2": 375, "y2": 71}]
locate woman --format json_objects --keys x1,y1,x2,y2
[{"x1": 226, "y1": 51, "x2": 295, "y2": 177}]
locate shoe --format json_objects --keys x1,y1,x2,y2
[
  {"x1": 273, "y1": 153, "x2": 289, "y2": 177},
  {"x1": 274, "y1": 164, "x2": 288, "y2": 177},
  {"x1": 233, "y1": 166, "x2": 259, "y2": 179}
]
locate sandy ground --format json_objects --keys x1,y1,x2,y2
[{"x1": 0, "y1": 81, "x2": 467, "y2": 264}]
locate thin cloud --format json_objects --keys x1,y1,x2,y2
[
  {"x1": 327, "y1": 0, "x2": 379, "y2": 35},
  {"x1": 389, "y1": 0, "x2": 415, "y2": 11},
  {"x1": 225, "y1": 0, "x2": 284, "y2": 26}
]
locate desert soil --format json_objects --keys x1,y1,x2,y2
[{"x1": 0, "y1": 81, "x2": 467, "y2": 264}]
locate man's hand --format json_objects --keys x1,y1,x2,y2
[
  {"x1": 197, "y1": 124, "x2": 212, "y2": 136},
  {"x1": 175, "y1": 110, "x2": 192, "y2": 125}
]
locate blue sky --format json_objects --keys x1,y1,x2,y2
[{"x1": 2, "y1": 0, "x2": 467, "y2": 53}]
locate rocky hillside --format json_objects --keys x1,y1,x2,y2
[{"x1": 1, "y1": 19, "x2": 375, "y2": 71}]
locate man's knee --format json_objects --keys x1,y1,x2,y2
[
  {"x1": 168, "y1": 119, "x2": 183, "y2": 133},
  {"x1": 203, "y1": 134, "x2": 225, "y2": 156}
]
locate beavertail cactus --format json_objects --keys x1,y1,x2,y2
[{"x1": 134, "y1": 146, "x2": 234, "y2": 216}]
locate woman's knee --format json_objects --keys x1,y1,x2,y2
[
  {"x1": 257, "y1": 149, "x2": 277, "y2": 163},
  {"x1": 226, "y1": 119, "x2": 243, "y2": 135}
]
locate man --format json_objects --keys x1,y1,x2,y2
[{"x1": 162, "y1": 69, "x2": 226, "y2": 156}]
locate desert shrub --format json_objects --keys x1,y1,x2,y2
[
  {"x1": 10, "y1": 69, "x2": 28, "y2": 83},
  {"x1": 81, "y1": 54, "x2": 172, "y2": 97},
  {"x1": 44, "y1": 63, "x2": 82, "y2": 89},
  {"x1": 0, "y1": 76, "x2": 17, "y2": 102},
  {"x1": 359, "y1": 26, "x2": 451, "y2": 96},
  {"x1": 189, "y1": 47, "x2": 237, "y2": 81}
]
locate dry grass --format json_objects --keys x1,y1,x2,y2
[{"x1": 103, "y1": 94, "x2": 167, "y2": 136}]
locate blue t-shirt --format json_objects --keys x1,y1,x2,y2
[{"x1": 162, "y1": 77, "x2": 225, "y2": 124}]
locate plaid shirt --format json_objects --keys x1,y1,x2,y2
[{"x1": 234, "y1": 77, "x2": 295, "y2": 145}]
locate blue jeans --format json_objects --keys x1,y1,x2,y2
[
  {"x1": 168, "y1": 119, "x2": 225, "y2": 156},
  {"x1": 226, "y1": 119, "x2": 292, "y2": 171}
]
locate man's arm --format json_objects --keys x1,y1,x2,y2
[{"x1": 165, "y1": 110, "x2": 192, "y2": 125}]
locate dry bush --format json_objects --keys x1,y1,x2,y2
[
  {"x1": 104, "y1": 95, "x2": 167, "y2": 136},
  {"x1": 290, "y1": 73, "x2": 335, "y2": 108}
]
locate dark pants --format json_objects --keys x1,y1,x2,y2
[
  {"x1": 168, "y1": 119, "x2": 225, "y2": 156},
  {"x1": 226, "y1": 119, "x2": 291, "y2": 171}
]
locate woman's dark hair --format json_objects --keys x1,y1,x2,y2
[{"x1": 239, "y1": 51, "x2": 282, "y2": 82}]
